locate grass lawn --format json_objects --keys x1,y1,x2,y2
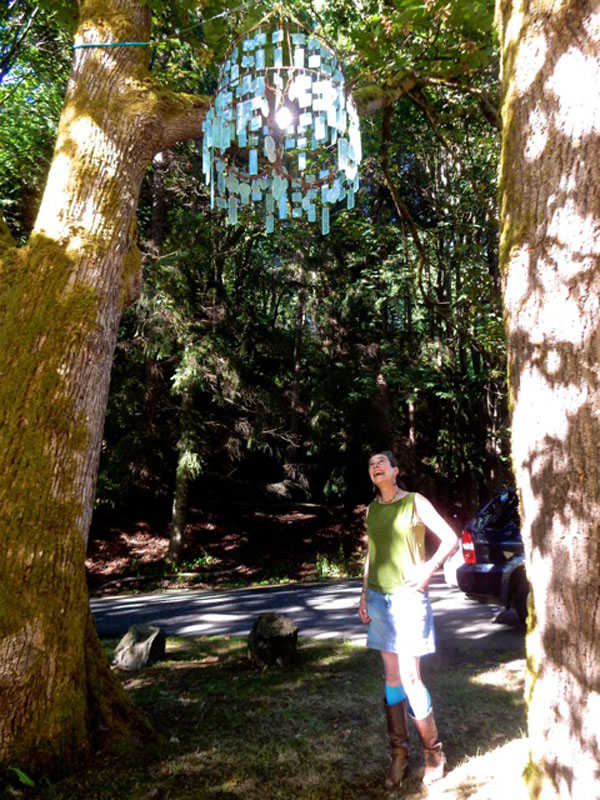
[{"x1": 10, "y1": 637, "x2": 527, "y2": 800}]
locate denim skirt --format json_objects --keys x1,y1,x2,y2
[{"x1": 366, "y1": 586, "x2": 436, "y2": 656}]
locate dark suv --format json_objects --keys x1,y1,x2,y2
[{"x1": 456, "y1": 488, "x2": 529, "y2": 626}]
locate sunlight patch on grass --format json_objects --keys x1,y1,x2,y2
[{"x1": 37, "y1": 637, "x2": 527, "y2": 800}]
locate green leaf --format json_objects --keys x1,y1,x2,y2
[{"x1": 10, "y1": 767, "x2": 35, "y2": 787}]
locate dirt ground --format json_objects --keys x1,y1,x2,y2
[{"x1": 86, "y1": 503, "x2": 368, "y2": 595}]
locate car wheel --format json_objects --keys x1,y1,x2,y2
[{"x1": 511, "y1": 577, "x2": 529, "y2": 627}]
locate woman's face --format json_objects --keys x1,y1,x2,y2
[{"x1": 368, "y1": 453, "x2": 398, "y2": 487}]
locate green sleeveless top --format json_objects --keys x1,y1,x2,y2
[{"x1": 366, "y1": 492, "x2": 426, "y2": 593}]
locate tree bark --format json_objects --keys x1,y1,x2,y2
[
  {"x1": 497, "y1": 1, "x2": 600, "y2": 797},
  {"x1": 0, "y1": 0, "x2": 208, "y2": 771},
  {"x1": 169, "y1": 389, "x2": 193, "y2": 562}
]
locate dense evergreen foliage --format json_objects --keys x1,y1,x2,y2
[{"x1": 1, "y1": 0, "x2": 510, "y2": 528}]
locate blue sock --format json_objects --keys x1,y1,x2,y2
[
  {"x1": 385, "y1": 684, "x2": 407, "y2": 706},
  {"x1": 408, "y1": 687, "x2": 431, "y2": 719}
]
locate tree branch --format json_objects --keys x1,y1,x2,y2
[
  {"x1": 380, "y1": 105, "x2": 448, "y2": 315},
  {"x1": 151, "y1": 88, "x2": 211, "y2": 154},
  {"x1": 353, "y1": 72, "x2": 421, "y2": 114}
]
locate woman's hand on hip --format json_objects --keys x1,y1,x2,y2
[{"x1": 358, "y1": 592, "x2": 371, "y2": 623}]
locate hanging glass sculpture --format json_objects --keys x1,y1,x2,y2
[{"x1": 201, "y1": 8, "x2": 361, "y2": 235}]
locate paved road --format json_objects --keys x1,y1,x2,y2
[{"x1": 91, "y1": 575, "x2": 525, "y2": 653}]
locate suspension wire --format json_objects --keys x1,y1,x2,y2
[{"x1": 72, "y1": 0, "x2": 260, "y2": 50}]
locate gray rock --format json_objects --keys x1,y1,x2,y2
[
  {"x1": 112, "y1": 624, "x2": 166, "y2": 671},
  {"x1": 248, "y1": 612, "x2": 299, "y2": 669}
]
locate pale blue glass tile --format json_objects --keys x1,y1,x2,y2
[
  {"x1": 291, "y1": 33, "x2": 306, "y2": 45},
  {"x1": 231, "y1": 46, "x2": 239, "y2": 60},
  {"x1": 298, "y1": 151, "x2": 306, "y2": 170},
  {"x1": 279, "y1": 194, "x2": 288, "y2": 219},
  {"x1": 308, "y1": 54, "x2": 321, "y2": 69},
  {"x1": 225, "y1": 173, "x2": 238, "y2": 194},
  {"x1": 252, "y1": 95, "x2": 263, "y2": 111},
  {"x1": 239, "y1": 182, "x2": 251, "y2": 205},
  {"x1": 264, "y1": 135, "x2": 277, "y2": 163},
  {"x1": 339, "y1": 136, "x2": 349, "y2": 166},
  {"x1": 272, "y1": 174, "x2": 287, "y2": 200},
  {"x1": 291, "y1": 191, "x2": 302, "y2": 203},
  {"x1": 347, "y1": 188, "x2": 355, "y2": 210},
  {"x1": 266, "y1": 193, "x2": 274, "y2": 213},
  {"x1": 274, "y1": 47, "x2": 283, "y2": 68},
  {"x1": 228, "y1": 196, "x2": 238, "y2": 224},
  {"x1": 210, "y1": 179, "x2": 215, "y2": 209},
  {"x1": 284, "y1": 137, "x2": 296, "y2": 150},
  {"x1": 274, "y1": 72, "x2": 283, "y2": 90},
  {"x1": 217, "y1": 168, "x2": 225, "y2": 194},
  {"x1": 353, "y1": 174, "x2": 359, "y2": 191},
  {"x1": 231, "y1": 63, "x2": 239, "y2": 81},
  {"x1": 307, "y1": 203, "x2": 316, "y2": 222},
  {"x1": 251, "y1": 180, "x2": 262, "y2": 201},
  {"x1": 272, "y1": 29, "x2": 283, "y2": 44},
  {"x1": 297, "y1": 135, "x2": 308, "y2": 148},
  {"x1": 294, "y1": 47, "x2": 305, "y2": 68},
  {"x1": 321, "y1": 205, "x2": 330, "y2": 234},
  {"x1": 299, "y1": 93, "x2": 312, "y2": 109},
  {"x1": 242, "y1": 37, "x2": 254, "y2": 52},
  {"x1": 315, "y1": 116, "x2": 326, "y2": 141},
  {"x1": 266, "y1": 213, "x2": 274, "y2": 233},
  {"x1": 216, "y1": 158, "x2": 225, "y2": 173},
  {"x1": 235, "y1": 83, "x2": 243, "y2": 97},
  {"x1": 250, "y1": 115, "x2": 262, "y2": 132},
  {"x1": 249, "y1": 134, "x2": 259, "y2": 146},
  {"x1": 238, "y1": 128, "x2": 247, "y2": 147},
  {"x1": 308, "y1": 36, "x2": 319, "y2": 50},
  {"x1": 292, "y1": 206, "x2": 303, "y2": 218},
  {"x1": 298, "y1": 111, "x2": 312, "y2": 128},
  {"x1": 217, "y1": 196, "x2": 227, "y2": 210},
  {"x1": 319, "y1": 169, "x2": 329, "y2": 179},
  {"x1": 256, "y1": 49, "x2": 265, "y2": 70},
  {"x1": 255, "y1": 75, "x2": 265, "y2": 96},
  {"x1": 327, "y1": 105, "x2": 337, "y2": 127},
  {"x1": 328, "y1": 178, "x2": 341, "y2": 203},
  {"x1": 321, "y1": 183, "x2": 328, "y2": 202},
  {"x1": 249, "y1": 149, "x2": 258, "y2": 174},
  {"x1": 330, "y1": 127, "x2": 338, "y2": 145},
  {"x1": 256, "y1": 32, "x2": 267, "y2": 46}
]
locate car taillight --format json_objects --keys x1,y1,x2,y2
[{"x1": 462, "y1": 529, "x2": 477, "y2": 564}]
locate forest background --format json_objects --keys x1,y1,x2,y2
[{"x1": 1, "y1": 0, "x2": 505, "y2": 583}]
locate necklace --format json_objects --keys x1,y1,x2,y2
[{"x1": 378, "y1": 490, "x2": 402, "y2": 504}]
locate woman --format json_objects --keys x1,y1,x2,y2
[{"x1": 358, "y1": 450, "x2": 458, "y2": 789}]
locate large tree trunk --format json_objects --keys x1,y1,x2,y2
[
  {"x1": 0, "y1": 0, "x2": 207, "y2": 771},
  {"x1": 497, "y1": 1, "x2": 600, "y2": 797}
]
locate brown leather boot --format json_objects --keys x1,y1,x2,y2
[
  {"x1": 410, "y1": 708, "x2": 446, "y2": 785},
  {"x1": 383, "y1": 699, "x2": 409, "y2": 789}
]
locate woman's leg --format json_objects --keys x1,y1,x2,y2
[
  {"x1": 396, "y1": 653, "x2": 446, "y2": 784},
  {"x1": 379, "y1": 651, "x2": 409, "y2": 788},
  {"x1": 396, "y1": 653, "x2": 430, "y2": 719}
]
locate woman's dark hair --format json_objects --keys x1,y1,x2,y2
[{"x1": 369, "y1": 449, "x2": 408, "y2": 496}]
